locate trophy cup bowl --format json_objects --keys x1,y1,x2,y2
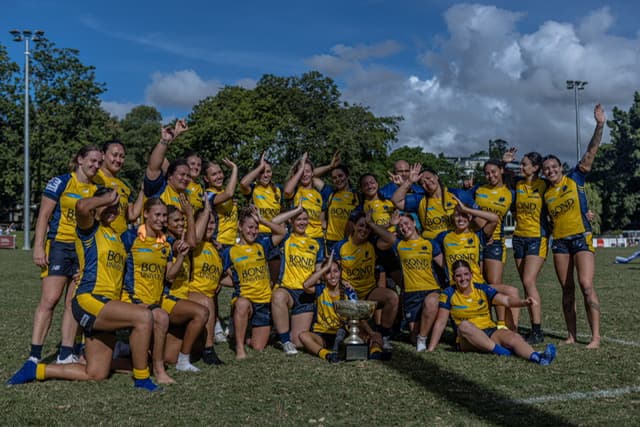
[{"x1": 334, "y1": 300, "x2": 378, "y2": 346}]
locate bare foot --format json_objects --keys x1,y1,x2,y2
[
  {"x1": 155, "y1": 371, "x2": 176, "y2": 384},
  {"x1": 586, "y1": 337, "x2": 600, "y2": 349},
  {"x1": 564, "y1": 336, "x2": 576, "y2": 345},
  {"x1": 236, "y1": 351, "x2": 247, "y2": 361}
]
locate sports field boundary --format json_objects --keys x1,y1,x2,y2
[
  {"x1": 507, "y1": 385, "x2": 640, "y2": 405},
  {"x1": 544, "y1": 328, "x2": 640, "y2": 347}
]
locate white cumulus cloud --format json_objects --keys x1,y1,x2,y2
[{"x1": 144, "y1": 70, "x2": 222, "y2": 109}]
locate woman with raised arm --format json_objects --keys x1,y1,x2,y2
[
  {"x1": 204, "y1": 158, "x2": 240, "y2": 249},
  {"x1": 333, "y1": 210, "x2": 399, "y2": 352},
  {"x1": 240, "y1": 152, "x2": 283, "y2": 284},
  {"x1": 222, "y1": 206, "x2": 287, "y2": 360},
  {"x1": 503, "y1": 150, "x2": 550, "y2": 344},
  {"x1": 284, "y1": 153, "x2": 325, "y2": 247},
  {"x1": 160, "y1": 196, "x2": 208, "y2": 372},
  {"x1": 93, "y1": 140, "x2": 141, "y2": 233},
  {"x1": 27, "y1": 145, "x2": 101, "y2": 365},
  {"x1": 468, "y1": 159, "x2": 515, "y2": 287},
  {"x1": 143, "y1": 120, "x2": 191, "y2": 211},
  {"x1": 188, "y1": 199, "x2": 226, "y2": 365},
  {"x1": 121, "y1": 198, "x2": 178, "y2": 384},
  {"x1": 428, "y1": 260, "x2": 556, "y2": 366},
  {"x1": 271, "y1": 204, "x2": 324, "y2": 354},
  {"x1": 184, "y1": 151, "x2": 205, "y2": 213},
  {"x1": 394, "y1": 213, "x2": 444, "y2": 352},
  {"x1": 542, "y1": 104, "x2": 606, "y2": 349}
]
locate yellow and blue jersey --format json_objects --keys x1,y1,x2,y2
[
  {"x1": 394, "y1": 237, "x2": 442, "y2": 292},
  {"x1": 435, "y1": 230, "x2": 485, "y2": 285},
  {"x1": 321, "y1": 185, "x2": 359, "y2": 241},
  {"x1": 164, "y1": 235, "x2": 191, "y2": 300},
  {"x1": 404, "y1": 188, "x2": 473, "y2": 240},
  {"x1": 311, "y1": 284, "x2": 345, "y2": 335},
  {"x1": 439, "y1": 283, "x2": 498, "y2": 330},
  {"x1": 143, "y1": 174, "x2": 183, "y2": 211},
  {"x1": 289, "y1": 186, "x2": 324, "y2": 239},
  {"x1": 93, "y1": 169, "x2": 135, "y2": 234},
  {"x1": 189, "y1": 241, "x2": 223, "y2": 297},
  {"x1": 514, "y1": 177, "x2": 549, "y2": 238},
  {"x1": 358, "y1": 198, "x2": 396, "y2": 232},
  {"x1": 122, "y1": 226, "x2": 171, "y2": 305},
  {"x1": 75, "y1": 223, "x2": 126, "y2": 300},
  {"x1": 222, "y1": 236, "x2": 273, "y2": 304},
  {"x1": 185, "y1": 180, "x2": 204, "y2": 212},
  {"x1": 247, "y1": 183, "x2": 283, "y2": 234},
  {"x1": 544, "y1": 167, "x2": 591, "y2": 239},
  {"x1": 470, "y1": 184, "x2": 514, "y2": 241},
  {"x1": 43, "y1": 172, "x2": 97, "y2": 242},
  {"x1": 278, "y1": 233, "x2": 324, "y2": 290},
  {"x1": 333, "y1": 237, "x2": 377, "y2": 299},
  {"x1": 207, "y1": 187, "x2": 238, "y2": 245}
]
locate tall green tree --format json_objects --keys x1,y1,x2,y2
[
  {"x1": 118, "y1": 105, "x2": 163, "y2": 188},
  {"x1": 387, "y1": 146, "x2": 462, "y2": 187},
  {"x1": 591, "y1": 92, "x2": 640, "y2": 231},
  {"x1": 0, "y1": 45, "x2": 21, "y2": 216}
]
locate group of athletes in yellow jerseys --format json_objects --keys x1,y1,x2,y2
[{"x1": 7, "y1": 103, "x2": 606, "y2": 390}]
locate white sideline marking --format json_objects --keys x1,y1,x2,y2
[
  {"x1": 511, "y1": 385, "x2": 640, "y2": 404},
  {"x1": 544, "y1": 329, "x2": 640, "y2": 347}
]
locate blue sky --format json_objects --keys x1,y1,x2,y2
[{"x1": 4, "y1": 1, "x2": 640, "y2": 162}]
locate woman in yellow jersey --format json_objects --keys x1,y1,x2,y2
[
  {"x1": 394, "y1": 214, "x2": 444, "y2": 352},
  {"x1": 284, "y1": 152, "x2": 325, "y2": 246},
  {"x1": 8, "y1": 187, "x2": 159, "y2": 390},
  {"x1": 184, "y1": 151, "x2": 205, "y2": 213},
  {"x1": 299, "y1": 257, "x2": 383, "y2": 362},
  {"x1": 333, "y1": 210, "x2": 399, "y2": 351},
  {"x1": 204, "y1": 158, "x2": 239, "y2": 248},
  {"x1": 240, "y1": 152, "x2": 283, "y2": 284},
  {"x1": 93, "y1": 140, "x2": 142, "y2": 233},
  {"x1": 468, "y1": 159, "x2": 514, "y2": 285},
  {"x1": 161, "y1": 200, "x2": 208, "y2": 372},
  {"x1": 428, "y1": 261, "x2": 556, "y2": 365},
  {"x1": 143, "y1": 120, "x2": 191, "y2": 211},
  {"x1": 503, "y1": 150, "x2": 550, "y2": 344},
  {"x1": 222, "y1": 206, "x2": 287, "y2": 360},
  {"x1": 122, "y1": 198, "x2": 187, "y2": 384},
  {"x1": 357, "y1": 173, "x2": 403, "y2": 289},
  {"x1": 29, "y1": 145, "x2": 101, "y2": 364},
  {"x1": 188, "y1": 201, "x2": 227, "y2": 365},
  {"x1": 542, "y1": 104, "x2": 605, "y2": 349},
  {"x1": 271, "y1": 205, "x2": 324, "y2": 353}
]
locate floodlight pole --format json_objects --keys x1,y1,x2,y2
[{"x1": 566, "y1": 80, "x2": 588, "y2": 164}]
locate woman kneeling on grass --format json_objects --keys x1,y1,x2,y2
[
  {"x1": 299, "y1": 255, "x2": 384, "y2": 362},
  {"x1": 427, "y1": 260, "x2": 556, "y2": 365},
  {"x1": 8, "y1": 187, "x2": 158, "y2": 391}
]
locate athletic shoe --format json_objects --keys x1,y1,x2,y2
[
  {"x1": 202, "y1": 349, "x2": 224, "y2": 365},
  {"x1": 382, "y1": 336, "x2": 393, "y2": 351},
  {"x1": 175, "y1": 361, "x2": 201, "y2": 372},
  {"x1": 56, "y1": 354, "x2": 79, "y2": 364},
  {"x1": 134, "y1": 377, "x2": 162, "y2": 392},
  {"x1": 214, "y1": 331, "x2": 228, "y2": 344},
  {"x1": 282, "y1": 341, "x2": 298, "y2": 355},
  {"x1": 539, "y1": 344, "x2": 557, "y2": 366},
  {"x1": 326, "y1": 352, "x2": 340, "y2": 363},
  {"x1": 416, "y1": 336, "x2": 427, "y2": 352},
  {"x1": 6, "y1": 360, "x2": 37, "y2": 385},
  {"x1": 615, "y1": 256, "x2": 629, "y2": 264},
  {"x1": 526, "y1": 330, "x2": 545, "y2": 345}
]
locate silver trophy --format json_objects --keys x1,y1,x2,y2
[{"x1": 334, "y1": 300, "x2": 377, "y2": 360}]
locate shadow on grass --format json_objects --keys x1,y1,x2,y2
[{"x1": 386, "y1": 344, "x2": 575, "y2": 426}]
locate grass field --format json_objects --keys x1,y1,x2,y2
[{"x1": 1, "y1": 244, "x2": 639, "y2": 426}]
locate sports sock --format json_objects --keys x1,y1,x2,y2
[
  {"x1": 491, "y1": 344, "x2": 512, "y2": 356},
  {"x1": 29, "y1": 344, "x2": 43, "y2": 360},
  {"x1": 58, "y1": 346, "x2": 73, "y2": 360},
  {"x1": 318, "y1": 348, "x2": 330, "y2": 360},
  {"x1": 278, "y1": 332, "x2": 291, "y2": 344},
  {"x1": 528, "y1": 352, "x2": 541, "y2": 364},
  {"x1": 532, "y1": 324, "x2": 541, "y2": 334}
]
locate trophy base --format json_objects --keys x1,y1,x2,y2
[{"x1": 342, "y1": 343, "x2": 369, "y2": 361}]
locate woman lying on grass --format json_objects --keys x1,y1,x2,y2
[{"x1": 427, "y1": 260, "x2": 556, "y2": 365}]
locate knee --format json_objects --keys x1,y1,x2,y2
[
  {"x1": 134, "y1": 309, "x2": 154, "y2": 332},
  {"x1": 86, "y1": 366, "x2": 110, "y2": 381},
  {"x1": 270, "y1": 290, "x2": 288, "y2": 309},
  {"x1": 457, "y1": 320, "x2": 474, "y2": 337},
  {"x1": 195, "y1": 304, "x2": 209, "y2": 324},
  {"x1": 152, "y1": 309, "x2": 170, "y2": 332},
  {"x1": 234, "y1": 299, "x2": 251, "y2": 317}
]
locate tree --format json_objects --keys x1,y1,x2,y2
[
  {"x1": 118, "y1": 105, "x2": 163, "y2": 188},
  {"x1": 387, "y1": 146, "x2": 462, "y2": 187},
  {"x1": 488, "y1": 138, "x2": 508, "y2": 160},
  {"x1": 591, "y1": 92, "x2": 640, "y2": 231},
  {"x1": 0, "y1": 45, "x2": 21, "y2": 217}
]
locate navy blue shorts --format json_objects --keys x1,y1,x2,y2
[
  {"x1": 72, "y1": 294, "x2": 111, "y2": 337},
  {"x1": 551, "y1": 233, "x2": 594, "y2": 255},
  {"x1": 403, "y1": 290, "x2": 439, "y2": 323},
  {"x1": 285, "y1": 288, "x2": 315, "y2": 315},
  {"x1": 251, "y1": 302, "x2": 272, "y2": 327},
  {"x1": 483, "y1": 327, "x2": 497, "y2": 337},
  {"x1": 483, "y1": 240, "x2": 505, "y2": 263},
  {"x1": 43, "y1": 240, "x2": 78, "y2": 278},
  {"x1": 512, "y1": 236, "x2": 548, "y2": 259}
]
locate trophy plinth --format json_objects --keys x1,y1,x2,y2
[{"x1": 334, "y1": 300, "x2": 377, "y2": 361}]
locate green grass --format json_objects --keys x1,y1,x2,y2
[{"x1": 1, "y1": 247, "x2": 639, "y2": 425}]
